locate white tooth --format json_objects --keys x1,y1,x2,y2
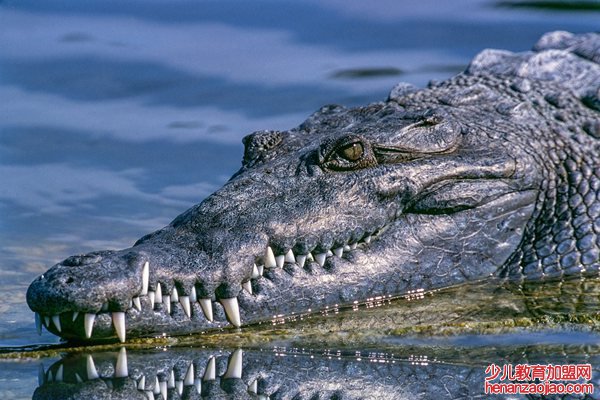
[
  {"x1": 163, "y1": 296, "x2": 171, "y2": 314},
  {"x1": 327, "y1": 250, "x2": 334, "y2": 257},
  {"x1": 251, "y1": 264, "x2": 260, "y2": 278},
  {"x1": 315, "y1": 252, "x2": 327, "y2": 267},
  {"x1": 141, "y1": 262, "x2": 149, "y2": 295},
  {"x1": 133, "y1": 297, "x2": 142, "y2": 311},
  {"x1": 154, "y1": 377, "x2": 160, "y2": 394},
  {"x1": 285, "y1": 249, "x2": 296, "y2": 263},
  {"x1": 38, "y1": 364, "x2": 45, "y2": 385},
  {"x1": 333, "y1": 247, "x2": 343, "y2": 257},
  {"x1": 249, "y1": 379, "x2": 258, "y2": 394},
  {"x1": 115, "y1": 347, "x2": 128, "y2": 378},
  {"x1": 242, "y1": 281, "x2": 252, "y2": 295},
  {"x1": 159, "y1": 380, "x2": 167, "y2": 400},
  {"x1": 138, "y1": 375, "x2": 146, "y2": 390},
  {"x1": 148, "y1": 291, "x2": 155, "y2": 308},
  {"x1": 168, "y1": 370, "x2": 175, "y2": 388},
  {"x1": 44, "y1": 315, "x2": 50, "y2": 327},
  {"x1": 364, "y1": 235, "x2": 372, "y2": 244},
  {"x1": 194, "y1": 378, "x2": 202, "y2": 394},
  {"x1": 35, "y1": 313, "x2": 42, "y2": 335},
  {"x1": 145, "y1": 391, "x2": 155, "y2": 400},
  {"x1": 84, "y1": 313, "x2": 96, "y2": 339},
  {"x1": 275, "y1": 255, "x2": 284, "y2": 268},
  {"x1": 199, "y1": 298, "x2": 213, "y2": 321},
  {"x1": 176, "y1": 380, "x2": 183, "y2": 395},
  {"x1": 307, "y1": 253, "x2": 314, "y2": 261},
  {"x1": 155, "y1": 283, "x2": 163, "y2": 302},
  {"x1": 343, "y1": 245, "x2": 351, "y2": 251},
  {"x1": 52, "y1": 315, "x2": 61, "y2": 333},
  {"x1": 75, "y1": 373, "x2": 83, "y2": 383},
  {"x1": 171, "y1": 287, "x2": 179, "y2": 302},
  {"x1": 56, "y1": 364, "x2": 64, "y2": 382},
  {"x1": 220, "y1": 297, "x2": 241, "y2": 327},
  {"x1": 190, "y1": 286, "x2": 197, "y2": 303},
  {"x1": 72, "y1": 311, "x2": 79, "y2": 321},
  {"x1": 184, "y1": 363, "x2": 194, "y2": 386},
  {"x1": 257, "y1": 265, "x2": 264, "y2": 276},
  {"x1": 86, "y1": 355, "x2": 99, "y2": 380},
  {"x1": 224, "y1": 349, "x2": 243, "y2": 379},
  {"x1": 350, "y1": 243, "x2": 358, "y2": 250},
  {"x1": 112, "y1": 312, "x2": 126, "y2": 343},
  {"x1": 264, "y1": 246, "x2": 276, "y2": 268},
  {"x1": 180, "y1": 296, "x2": 191, "y2": 318},
  {"x1": 296, "y1": 255, "x2": 307, "y2": 268},
  {"x1": 204, "y1": 357, "x2": 216, "y2": 380}
]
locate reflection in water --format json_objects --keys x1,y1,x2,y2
[{"x1": 35, "y1": 343, "x2": 600, "y2": 399}]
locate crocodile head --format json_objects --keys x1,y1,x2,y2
[{"x1": 26, "y1": 32, "x2": 600, "y2": 342}]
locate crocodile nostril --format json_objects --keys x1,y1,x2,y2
[{"x1": 65, "y1": 277, "x2": 74, "y2": 284}]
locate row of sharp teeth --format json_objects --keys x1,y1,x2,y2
[
  {"x1": 35, "y1": 230, "x2": 379, "y2": 342},
  {"x1": 40, "y1": 348, "x2": 265, "y2": 399}
]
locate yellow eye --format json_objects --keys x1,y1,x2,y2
[{"x1": 338, "y1": 142, "x2": 364, "y2": 161}]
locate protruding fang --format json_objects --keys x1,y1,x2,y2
[
  {"x1": 184, "y1": 364, "x2": 194, "y2": 386},
  {"x1": 242, "y1": 280, "x2": 252, "y2": 295},
  {"x1": 297, "y1": 255, "x2": 307, "y2": 268},
  {"x1": 154, "y1": 377, "x2": 160, "y2": 395},
  {"x1": 225, "y1": 349, "x2": 243, "y2": 379},
  {"x1": 163, "y1": 295, "x2": 171, "y2": 314},
  {"x1": 72, "y1": 311, "x2": 79, "y2": 321},
  {"x1": 159, "y1": 380, "x2": 167, "y2": 400},
  {"x1": 257, "y1": 265, "x2": 264, "y2": 276},
  {"x1": 141, "y1": 261, "x2": 149, "y2": 295},
  {"x1": 285, "y1": 249, "x2": 296, "y2": 263},
  {"x1": 327, "y1": 250, "x2": 334, "y2": 257},
  {"x1": 86, "y1": 355, "x2": 99, "y2": 380},
  {"x1": 168, "y1": 370, "x2": 175, "y2": 388},
  {"x1": 199, "y1": 298, "x2": 213, "y2": 322},
  {"x1": 264, "y1": 246, "x2": 276, "y2": 268},
  {"x1": 364, "y1": 235, "x2": 372, "y2": 244},
  {"x1": 115, "y1": 347, "x2": 128, "y2": 378},
  {"x1": 315, "y1": 252, "x2": 327, "y2": 267},
  {"x1": 155, "y1": 283, "x2": 163, "y2": 303},
  {"x1": 204, "y1": 357, "x2": 216, "y2": 380},
  {"x1": 249, "y1": 379, "x2": 258, "y2": 394},
  {"x1": 275, "y1": 255, "x2": 284, "y2": 268},
  {"x1": 148, "y1": 291, "x2": 155, "y2": 308},
  {"x1": 194, "y1": 378, "x2": 201, "y2": 394},
  {"x1": 171, "y1": 287, "x2": 179, "y2": 302},
  {"x1": 251, "y1": 264, "x2": 260, "y2": 278},
  {"x1": 180, "y1": 296, "x2": 191, "y2": 318},
  {"x1": 220, "y1": 297, "x2": 241, "y2": 327},
  {"x1": 52, "y1": 315, "x2": 61, "y2": 333},
  {"x1": 133, "y1": 297, "x2": 142, "y2": 311},
  {"x1": 35, "y1": 313, "x2": 42, "y2": 335},
  {"x1": 112, "y1": 312, "x2": 126, "y2": 343},
  {"x1": 138, "y1": 375, "x2": 146, "y2": 390},
  {"x1": 307, "y1": 253, "x2": 314, "y2": 261},
  {"x1": 190, "y1": 286, "x2": 197, "y2": 303},
  {"x1": 56, "y1": 364, "x2": 64, "y2": 382},
  {"x1": 84, "y1": 313, "x2": 96, "y2": 339},
  {"x1": 333, "y1": 247, "x2": 343, "y2": 257},
  {"x1": 176, "y1": 380, "x2": 183, "y2": 396}
]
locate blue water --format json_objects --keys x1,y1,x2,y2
[{"x1": 0, "y1": 1, "x2": 598, "y2": 398}]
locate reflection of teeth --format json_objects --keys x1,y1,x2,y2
[
  {"x1": 199, "y1": 298, "x2": 213, "y2": 322},
  {"x1": 51, "y1": 315, "x2": 61, "y2": 332},
  {"x1": 84, "y1": 313, "x2": 96, "y2": 339},
  {"x1": 224, "y1": 349, "x2": 243, "y2": 379},
  {"x1": 86, "y1": 355, "x2": 99, "y2": 380},
  {"x1": 179, "y1": 296, "x2": 191, "y2": 318},
  {"x1": 220, "y1": 297, "x2": 241, "y2": 327},
  {"x1": 115, "y1": 347, "x2": 128, "y2": 378},
  {"x1": 35, "y1": 313, "x2": 42, "y2": 335},
  {"x1": 141, "y1": 262, "x2": 149, "y2": 295},
  {"x1": 112, "y1": 312, "x2": 126, "y2": 343},
  {"x1": 204, "y1": 357, "x2": 216, "y2": 380}
]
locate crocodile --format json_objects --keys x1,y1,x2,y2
[{"x1": 26, "y1": 31, "x2": 600, "y2": 343}]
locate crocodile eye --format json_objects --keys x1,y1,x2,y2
[
  {"x1": 321, "y1": 135, "x2": 376, "y2": 171},
  {"x1": 338, "y1": 142, "x2": 364, "y2": 161}
]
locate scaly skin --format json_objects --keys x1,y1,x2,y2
[{"x1": 27, "y1": 31, "x2": 600, "y2": 342}]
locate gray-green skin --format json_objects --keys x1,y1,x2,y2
[{"x1": 27, "y1": 31, "x2": 600, "y2": 342}]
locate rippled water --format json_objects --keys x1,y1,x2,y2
[{"x1": 0, "y1": 0, "x2": 599, "y2": 398}]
